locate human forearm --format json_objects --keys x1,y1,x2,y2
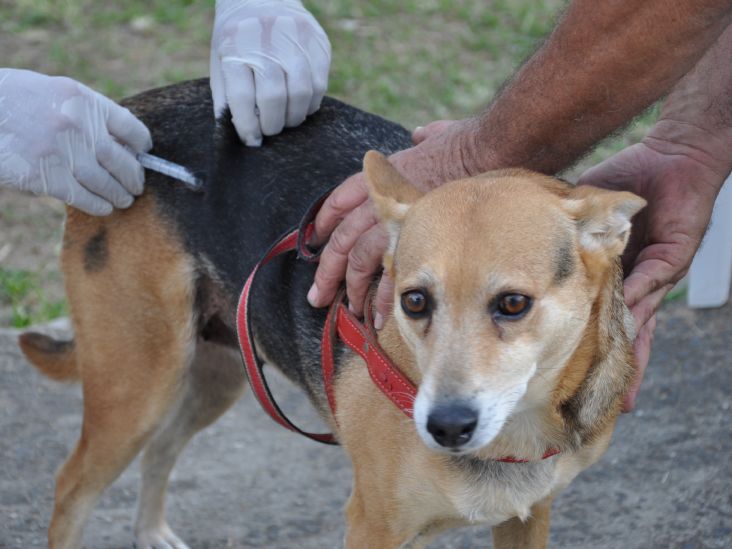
[
  {"x1": 646, "y1": 23, "x2": 732, "y2": 179},
  {"x1": 308, "y1": 0, "x2": 732, "y2": 314},
  {"x1": 469, "y1": 0, "x2": 732, "y2": 175}
]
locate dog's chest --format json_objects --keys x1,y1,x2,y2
[{"x1": 445, "y1": 457, "x2": 560, "y2": 525}]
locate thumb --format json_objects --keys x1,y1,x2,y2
[{"x1": 412, "y1": 120, "x2": 457, "y2": 145}]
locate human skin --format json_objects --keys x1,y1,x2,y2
[
  {"x1": 578, "y1": 22, "x2": 732, "y2": 409},
  {"x1": 307, "y1": 0, "x2": 732, "y2": 410}
]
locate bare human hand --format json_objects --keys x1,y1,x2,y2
[
  {"x1": 578, "y1": 132, "x2": 730, "y2": 410},
  {"x1": 307, "y1": 119, "x2": 480, "y2": 324}
]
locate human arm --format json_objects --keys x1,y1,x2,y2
[
  {"x1": 210, "y1": 0, "x2": 331, "y2": 146},
  {"x1": 308, "y1": 0, "x2": 732, "y2": 316},
  {"x1": 0, "y1": 69, "x2": 152, "y2": 215},
  {"x1": 578, "y1": 22, "x2": 732, "y2": 410}
]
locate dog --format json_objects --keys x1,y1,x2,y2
[{"x1": 20, "y1": 78, "x2": 644, "y2": 548}]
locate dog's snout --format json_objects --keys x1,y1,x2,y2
[{"x1": 426, "y1": 404, "x2": 478, "y2": 448}]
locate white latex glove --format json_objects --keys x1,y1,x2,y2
[
  {"x1": 210, "y1": 0, "x2": 331, "y2": 146},
  {"x1": 0, "y1": 69, "x2": 152, "y2": 216}
]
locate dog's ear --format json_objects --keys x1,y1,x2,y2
[
  {"x1": 363, "y1": 151, "x2": 424, "y2": 272},
  {"x1": 564, "y1": 186, "x2": 646, "y2": 257}
]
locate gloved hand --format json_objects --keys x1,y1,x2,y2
[
  {"x1": 210, "y1": 0, "x2": 331, "y2": 146},
  {"x1": 0, "y1": 69, "x2": 152, "y2": 216}
]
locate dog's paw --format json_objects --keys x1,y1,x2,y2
[{"x1": 134, "y1": 524, "x2": 191, "y2": 549}]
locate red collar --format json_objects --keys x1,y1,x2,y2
[{"x1": 236, "y1": 219, "x2": 560, "y2": 463}]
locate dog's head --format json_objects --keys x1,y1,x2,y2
[{"x1": 363, "y1": 151, "x2": 645, "y2": 455}]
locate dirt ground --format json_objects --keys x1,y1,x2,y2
[{"x1": 1, "y1": 299, "x2": 731, "y2": 548}]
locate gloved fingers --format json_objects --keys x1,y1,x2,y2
[
  {"x1": 306, "y1": 33, "x2": 330, "y2": 115},
  {"x1": 102, "y1": 95, "x2": 153, "y2": 153},
  {"x1": 95, "y1": 138, "x2": 145, "y2": 196},
  {"x1": 222, "y1": 58, "x2": 262, "y2": 146},
  {"x1": 210, "y1": 48, "x2": 228, "y2": 118},
  {"x1": 254, "y1": 63, "x2": 287, "y2": 137},
  {"x1": 284, "y1": 58, "x2": 313, "y2": 128},
  {"x1": 73, "y1": 159, "x2": 134, "y2": 209},
  {"x1": 269, "y1": 15, "x2": 313, "y2": 128},
  {"x1": 48, "y1": 168, "x2": 113, "y2": 216}
]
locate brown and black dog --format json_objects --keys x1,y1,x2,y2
[{"x1": 20, "y1": 79, "x2": 644, "y2": 548}]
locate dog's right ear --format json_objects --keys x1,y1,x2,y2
[{"x1": 363, "y1": 151, "x2": 424, "y2": 273}]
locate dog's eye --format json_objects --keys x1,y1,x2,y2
[
  {"x1": 496, "y1": 294, "x2": 532, "y2": 318},
  {"x1": 401, "y1": 290, "x2": 430, "y2": 318}
]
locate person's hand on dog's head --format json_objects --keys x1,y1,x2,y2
[{"x1": 308, "y1": 118, "x2": 480, "y2": 324}]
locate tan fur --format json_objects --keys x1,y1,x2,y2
[
  {"x1": 23, "y1": 195, "x2": 245, "y2": 548},
  {"x1": 333, "y1": 152, "x2": 643, "y2": 547},
  {"x1": 491, "y1": 497, "x2": 553, "y2": 549},
  {"x1": 22, "y1": 151, "x2": 641, "y2": 548}
]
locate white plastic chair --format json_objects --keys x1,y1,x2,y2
[{"x1": 687, "y1": 172, "x2": 732, "y2": 308}]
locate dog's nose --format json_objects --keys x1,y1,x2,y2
[{"x1": 426, "y1": 404, "x2": 479, "y2": 448}]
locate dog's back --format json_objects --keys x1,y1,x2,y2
[
  {"x1": 132, "y1": 79, "x2": 411, "y2": 402},
  {"x1": 127, "y1": 78, "x2": 410, "y2": 291}
]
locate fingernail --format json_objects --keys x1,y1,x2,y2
[
  {"x1": 307, "y1": 283, "x2": 319, "y2": 306},
  {"x1": 414, "y1": 126, "x2": 423, "y2": 134},
  {"x1": 374, "y1": 312, "x2": 384, "y2": 330}
]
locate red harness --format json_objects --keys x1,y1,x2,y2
[{"x1": 235, "y1": 203, "x2": 560, "y2": 463}]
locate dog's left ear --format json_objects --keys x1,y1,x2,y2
[
  {"x1": 363, "y1": 151, "x2": 424, "y2": 273},
  {"x1": 565, "y1": 185, "x2": 646, "y2": 257}
]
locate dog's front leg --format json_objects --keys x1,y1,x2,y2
[
  {"x1": 344, "y1": 482, "x2": 412, "y2": 549},
  {"x1": 491, "y1": 496, "x2": 553, "y2": 549}
]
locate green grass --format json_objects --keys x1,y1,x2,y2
[
  {"x1": 0, "y1": 269, "x2": 67, "y2": 328},
  {"x1": 2, "y1": 0, "x2": 654, "y2": 136},
  {"x1": 664, "y1": 285, "x2": 689, "y2": 303},
  {"x1": 2, "y1": 0, "x2": 659, "y2": 141},
  {"x1": 0, "y1": 0, "x2": 661, "y2": 327}
]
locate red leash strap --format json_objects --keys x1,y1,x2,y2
[
  {"x1": 320, "y1": 290, "x2": 419, "y2": 420},
  {"x1": 320, "y1": 293, "x2": 340, "y2": 418},
  {"x1": 497, "y1": 448, "x2": 562, "y2": 463},
  {"x1": 335, "y1": 301, "x2": 417, "y2": 417},
  {"x1": 236, "y1": 228, "x2": 337, "y2": 445}
]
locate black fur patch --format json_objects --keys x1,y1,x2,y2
[
  {"x1": 84, "y1": 228, "x2": 108, "y2": 273},
  {"x1": 553, "y1": 238, "x2": 575, "y2": 284}
]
